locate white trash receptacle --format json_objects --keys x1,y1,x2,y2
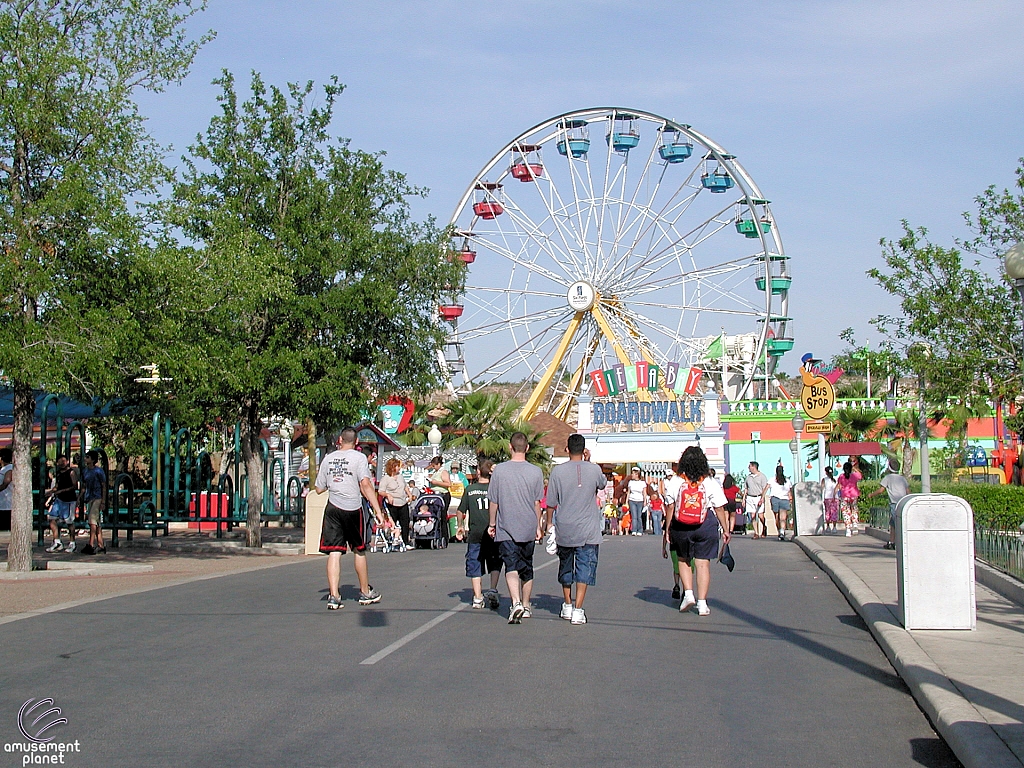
[
  {"x1": 793, "y1": 481, "x2": 823, "y2": 536},
  {"x1": 896, "y1": 493, "x2": 976, "y2": 630}
]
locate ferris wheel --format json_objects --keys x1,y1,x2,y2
[{"x1": 440, "y1": 107, "x2": 791, "y2": 421}]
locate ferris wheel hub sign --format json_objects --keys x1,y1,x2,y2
[{"x1": 567, "y1": 281, "x2": 596, "y2": 312}]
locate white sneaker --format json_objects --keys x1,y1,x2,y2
[
  {"x1": 472, "y1": 596, "x2": 485, "y2": 609},
  {"x1": 66, "y1": 540, "x2": 76, "y2": 553},
  {"x1": 570, "y1": 607, "x2": 587, "y2": 625},
  {"x1": 845, "y1": 528, "x2": 852, "y2": 537},
  {"x1": 508, "y1": 603, "x2": 525, "y2": 624},
  {"x1": 47, "y1": 541, "x2": 63, "y2": 552},
  {"x1": 560, "y1": 602, "x2": 573, "y2": 620},
  {"x1": 679, "y1": 594, "x2": 696, "y2": 613},
  {"x1": 697, "y1": 603, "x2": 711, "y2": 617},
  {"x1": 521, "y1": 605, "x2": 532, "y2": 619}
]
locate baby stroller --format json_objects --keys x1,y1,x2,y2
[
  {"x1": 411, "y1": 493, "x2": 449, "y2": 549},
  {"x1": 368, "y1": 511, "x2": 407, "y2": 553}
]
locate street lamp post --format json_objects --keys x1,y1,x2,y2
[
  {"x1": 909, "y1": 342, "x2": 932, "y2": 494},
  {"x1": 791, "y1": 414, "x2": 805, "y2": 487},
  {"x1": 751, "y1": 431, "x2": 761, "y2": 465},
  {"x1": 427, "y1": 424, "x2": 442, "y2": 457},
  {"x1": 1003, "y1": 243, "x2": 1024, "y2": 488}
]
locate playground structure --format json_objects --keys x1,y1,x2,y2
[{"x1": 31, "y1": 396, "x2": 303, "y2": 547}]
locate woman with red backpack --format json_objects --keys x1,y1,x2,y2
[{"x1": 665, "y1": 446, "x2": 731, "y2": 616}]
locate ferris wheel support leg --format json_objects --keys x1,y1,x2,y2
[
  {"x1": 521, "y1": 312, "x2": 586, "y2": 422},
  {"x1": 552, "y1": 334, "x2": 602, "y2": 422},
  {"x1": 589, "y1": 304, "x2": 654, "y2": 405}
]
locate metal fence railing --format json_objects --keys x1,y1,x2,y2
[
  {"x1": 863, "y1": 504, "x2": 1024, "y2": 583},
  {"x1": 975, "y1": 528, "x2": 1024, "y2": 583},
  {"x1": 864, "y1": 505, "x2": 890, "y2": 530}
]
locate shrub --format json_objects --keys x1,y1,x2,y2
[{"x1": 854, "y1": 481, "x2": 1024, "y2": 530}]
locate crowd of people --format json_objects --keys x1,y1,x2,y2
[
  {"x1": 313, "y1": 426, "x2": 915, "y2": 624},
  {"x1": 315, "y1": 430, "x2": 746, "y2": 622}
]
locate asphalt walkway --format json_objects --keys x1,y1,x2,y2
[
  {"x1": 1, "y1": 535, "x2": 959, "y2": 767},
  {"x1": 798, "y1": 532, "x2": 1024, "y2": 768}
]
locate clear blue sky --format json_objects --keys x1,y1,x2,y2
[{"x1": 137, "y1": 0, "x2": 1024, "y2": 372}]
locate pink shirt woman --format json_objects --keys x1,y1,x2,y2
[{"x1": 836, "y1": 460, "x2": 862, "y2": 535}]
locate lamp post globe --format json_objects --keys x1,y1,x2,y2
[
  {"x1": 1003, "y1": 242, "x2": 1024, "y2": 282},
  {"x1": 791, "y1": 414, "x2": 806, "y2": 433},
  {"x1": 427, "y1": 424, "x2": 442, "y2": 456}
]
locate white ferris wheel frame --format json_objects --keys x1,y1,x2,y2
[{"x1": 442, "y1": 107, "x2": 790, "y2": 418}]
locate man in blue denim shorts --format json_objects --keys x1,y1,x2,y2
[
  {"x1": 488, "y1": 432, "x2": 544, "y2": 624},
  {"x1": 545, "y1": 434, "x2": 606, "y2": 625}
]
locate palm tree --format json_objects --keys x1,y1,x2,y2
[
  {"x1": 434, "y1": 392, "x2": 552, "y2": 471},
  {"x1": 873, "y1": 409, "x2": 932, "y2": 480},
  {"x1": 931, "y1": 400, "x2": 992, "y2": 457},
  {"x1": 832, "y1": 407, "x2": 884, "y2": 442},
  {"x1": 439, "y1": 392, "x2": 519, "y2": 450}
]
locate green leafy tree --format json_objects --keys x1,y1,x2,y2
[
  {"x1": 869, "y1": 162, "x2": 1024, "y2": 416},
  {"x1": 170, "y1": 72, "x2": 460, "y2": 546},
  {"x1": 0, "y1": 0, "x2": 210, "y2": 571},
  {"x1": 830, "y1": 327, "x2": 902, "y2": 395}
]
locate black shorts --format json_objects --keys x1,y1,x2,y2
[
  {"x1": 498, "y1": 540, "x2": 535, "y2": 582},
  {"x1": 669, "y1": 513, "x2": 720, "y2": 562},
  {"x1": 319, "y1": 503, "x2": 366, "y2": 554}
]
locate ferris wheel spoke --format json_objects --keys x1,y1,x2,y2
[
  {"x1": 466, "y1": 285, "x2": 565, "y2": 299},
  {"x1": 469, "y1": 232, "x2": 568, "y2": 287},
  {"x1": 618, "y1": 166, "x2": 705, "y2": 272},
  {"x1": 541, "y1": 174, "x2": 592, "y2": 273},
  {"x1": 622, "y1": 214, "x2": 734, "y2": 292},
  {"x1": 499, "y1": 190, "x2": 584, "y2": 281},
  {"x1": 467, "y1": 310, "x2": 575, "y2": 384},
  {"x1": 526, "y1": 173, "x2": 590, "y2": 278},
  {"x1": 601, "y1": 305, "x2": 670, "y2": 365},
  {"x1": 457, "y1": 304, "x2": 568, "y2": 342},
  {"x1": 608, "y1": 131, "x2": 662, "y2": 271}
]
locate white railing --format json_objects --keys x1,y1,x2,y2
[{"x1": 727, "y1": 398, "x2": 919, "y2": 415}]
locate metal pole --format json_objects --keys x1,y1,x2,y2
[
  {"x1": 919, "y1": 371, "x2": 931, "y2": 493},
  {"x1": 792, "y1": 432, "x2": 802, "y2": 490},
  {"x1": 818, "y1": 433, "x2": 826, "y2": 481}
]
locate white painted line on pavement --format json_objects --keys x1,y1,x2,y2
[
  {"x1": 360, "y1": 603, "x2": 468, "y2": 665},
  {"x1": 359, "y1": 556, "x2": 559, "y2": 666}
]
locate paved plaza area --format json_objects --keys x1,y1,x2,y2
[{"x1": 0, "y1": 534, "x2": 962, "y2": 767}]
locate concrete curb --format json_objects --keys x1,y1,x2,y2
[
  {"x1": 115, "y1": 539, "x2": 304, "y2": 556},
  {"x1": 0, "y1": 561, "x2": 154, "y2": 580},
  {"x1": 796, "y1": 536, "x2": 1023, "y2": 768}
]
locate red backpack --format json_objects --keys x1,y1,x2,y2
[{"x1": 675, "y1": 480, "x2": 707, "y2": 525}]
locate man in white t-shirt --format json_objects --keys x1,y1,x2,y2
[
  {"x1": 661, "y1": 463, "x2": 685, "y2": 600},
  {"x1": 316, "y1": 428, "x2": 387, "y2": 610}
]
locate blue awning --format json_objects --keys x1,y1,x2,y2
[{"x1": 0, "y1": 388, "x2": 121, "y2": 425}]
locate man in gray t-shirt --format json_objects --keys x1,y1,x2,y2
[
  {"x1": 545, "y1": 434, "x2": 606, "y2": 625},
  {"x1": 487, "y1": 432, "x2": 544, "y2": 624}
]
